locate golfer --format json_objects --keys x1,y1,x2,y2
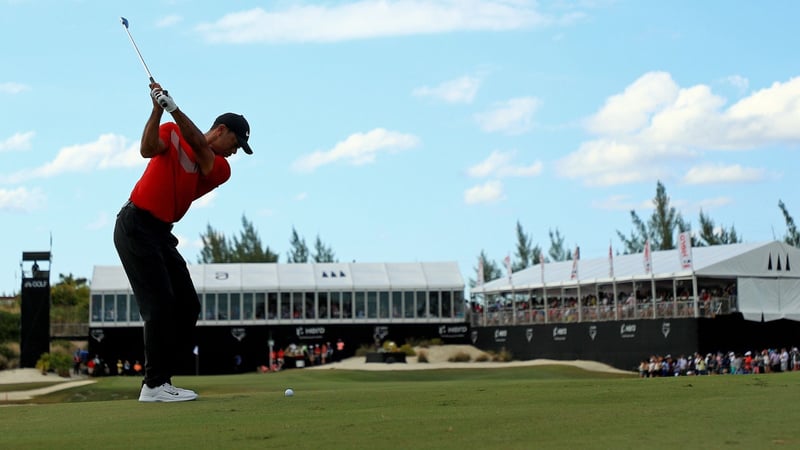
[{"x1": 114, "y1": 82, "x2": 253, "y2": 402}]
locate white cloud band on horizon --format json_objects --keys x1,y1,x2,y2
[
  {"x1": 195, "y1": 1, "x2": 555, "y2": 44},
  {"x1": 292, "y1": 128, "x2": 419, "y2": 173},
  {"x1": 0, "y1": 187, "x2": 45, "y2": 212},
  {"x1": 556, "y1": 72, "x2": 800, "y2": 187},
  {"x1": 0, "y1": 134, "x2": 143, "y2": 184},
  {"x1": 0, "y1": 82, "x2": 30, "y2": 94}
]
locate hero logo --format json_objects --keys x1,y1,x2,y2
[
  {"x1": 552, "y1": 327, "x2": 567, "y2": 341},
  {"x1": 494, "y1": 329, "x2": 508, "y2": 342},
  {"x1": 439, "y1": 325, "x2": 468, "y2": 338},
  {"x1": 620, "y1": 323, "x2": 637, "y2": 339},
  {"x1": 296, "y1": 327, "x2": 325, "y2": 340},
  {"x1": 23, "y1": 280, "x2": 48, "y2": 288},
  {"x1": 215, "y1": 272, "x2": 229, "y2": 280}
]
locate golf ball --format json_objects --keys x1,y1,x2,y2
[{"x1": 284, "y1": 388, "x2": 294, "y2": 397}]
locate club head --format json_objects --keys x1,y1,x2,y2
[{"x1": 121, "y1": 17, "x2": 129, "y2": 28}]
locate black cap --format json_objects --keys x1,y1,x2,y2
[{"x1": 213, "y1": 113, "x2": 253, "y2": 154}]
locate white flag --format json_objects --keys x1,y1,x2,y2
[
  {"x1": 477, "y1": 257, "x2": 484, "y2": 287},
  {"x1": 678, "y1": 231, "x2": 693, "y2": 270},
  {"x1": 608, "y1": 243, "x2": 614, "y2": 278},
  {"x1": 570, "y1": 246, "x2": 580, "y2": 280},
  {"x1": 643, "y1": 239, "x2": 652, "y2": 274},
  {"x1": 504, "y1": 254, "x2": 512, "y2": 283},
  {"x1": 539, "y1": 253, "x2": 545, "y2": 284}
]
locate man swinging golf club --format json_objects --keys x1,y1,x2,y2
[{"x1": 114, "y1": 82, "x2": 253, "y2": 402}]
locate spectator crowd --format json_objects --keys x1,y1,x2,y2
[{"x1": 639, "y1": 347, "x2": 800, "y2": 377}]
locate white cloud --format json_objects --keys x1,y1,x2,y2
[
  {"x1": 86, "y1": 212, "x2": 109, "y2": 231},
  {"x1": 557, "y1": 72, "x2": 800, "y2": 186},
  {"x1": 413, "y1": 75, "x2": 481, "y2": 103},
  {"x1": 295, "y1": 192, "x2": 308, "y2": 201},
  {"x1": 0, "y1": 187, "x2": 45, "y2": 212},
  {"x1": 196, "y1": 1, "x2": 556, "y2": 44},
  {"x1": 156, "y1": 15, "x2": 183, "y2": 27},
  {"x1": 467, "y1": 150, "x2": 542, "y2": 178},
  {"x1": 0, "y1": 82, "x2": 30, "y2": 94},
  {"x1": 591, "y1": 194, "x2": 639, "y2": 211},
  {"x1": 0, "y1": 131, "x2": 34, "y2": 152},
  {"x1": 292, "y1": 128, "x2": 419, "y2": 173},
  {"x1": 193, "y1": 191, "x2": 217, "y2": 208},
  {"x1": 722, "y1": 75, "x2": 749, "y2": 94},
  {"x1": 0, "y1": 134, "x2": 143, "y2": 184},
  {"x1": 682, "y1": 163, "x2": 766, "y2": 185},
  {"x1": 464, "y1": 180, "x2": 504, "y2": 205},
  {"x1": 475, "y1": 97, "x2": 540, "y2": 134}
]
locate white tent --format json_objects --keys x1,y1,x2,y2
[{"x1": 472, "y1": 241, "x2": 800, "y2": 322}]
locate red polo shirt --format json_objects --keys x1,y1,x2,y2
[{"x1": 129, "y1": 122, "x2": 230, "y2": 223}]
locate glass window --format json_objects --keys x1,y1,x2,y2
[
  {"x1": 355, "y1": 292, "x2": 365, "y2": 318},
  {"x1": 403, "y1": 291, "x2": 414, "y2": 318},
  {"x1": 379, "y1": 292, "x2": 390, "y2": 319},
  {"x1": 91, "y1": 294, "x2": 102, "y2": 321},
  {"x1": 342, "y1": 292, "x2": 353, "y2": 318},
  {"x1": 319, "y1": 292, "x2": 329, "y2": 319},
  {"x1": 130, "y1": 295, "x2": 140, "y2": 321},
  {"x1": 205, "y1": 293, "x2": 216, "y2": 320},
  {"x1": 330, "y1": 291, "x2": 341, "y2": 319},
  {"x1": 230, "y1": 293, "x2": 241, "y2": 320},
  {"x1": 305, "y1": 292, "x2": 315, "y2": 319},
  {"x1": 256, "y1": 293, "x2": 267, "y2": 320},
  {"x1": 218, "y1": 293, "x2": 229, "y2": 320},
  {"x1": 441, "y1": 291, "x2": 452, "y2": 318},
  {"x1": 266, "y1": 292, "x2": 277, "y2": 320},
  {"x1": 367, "y1": 292, "x2": 377, "y2": 319},
  {"x1": 243, "y1": 293, "x2": 254, "y2": 320},
  {"x1": 417, "y1": 291, "x2": 428, "y2": 318},
  {"x1": 104, "y1": 294, "x2": 115, "y2": 321},
  {"x1": 116, "y1": 294, "x2": 127, "y2": 322},
  {"x1": 392, "y1": 292, "x2": 402, "y2": 318},
  {"x1": 292, "y1": 293, "x2": 302, "y2": 319},
  {"x1": 429, "y1": 291, "x2": 440, "y2": 317},
  {"x1": 281, "y1": 292, "x2": 291, "y2": 319},
  {"x1": 454, "y1": 291, "x2": 465, "y2": 317}
]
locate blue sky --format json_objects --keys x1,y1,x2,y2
[{"x1": 2, "y1": 0, "x2": 799, "y2": 295}]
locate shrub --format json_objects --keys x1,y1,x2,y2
[
  {"x1": 49, "y1": 352, "x2": 73, "y2": 377},
  {"x1": 448, "y1": 351, "x2": 472, "y2": 362},
  {"x1": 491, "y1": 347, "x2": 513, "y2": 362},
  {"x1": 382, "y1": 341, "x2": 398, "y2": 352},
  {"x1": 398, "y1": 343, "x2": 416, "y2": 356},
  {"x1": 417, "y1": 350, "x2": 429, "y2": 363},
  {"x1": 355, "y1": 344, "x2": 373, "y2": 357},
  {"x1": 0, "y1": 310, "x2": 20, "y2": 342},
  {"x1": 36, "y1": 353, "x2": 51, "y2": 374},
  {"x1": 475, "y1": 353, "x2": 490, "y2": 362},
  {"x1": 429, "y1": 338, "x2": 443, "y2": 346}
]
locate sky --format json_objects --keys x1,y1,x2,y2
[{"x1": 2, "y1": 0, "x2": 800, "y2": 296}]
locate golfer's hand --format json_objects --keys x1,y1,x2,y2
[{"x1": 150, "y1": 84, "x2": 177, "y2": 113}]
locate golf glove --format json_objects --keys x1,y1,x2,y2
[{"x1": 151, "y1": 89, "x2": 178, "y2": 113}]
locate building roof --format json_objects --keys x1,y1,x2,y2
[
  {"x1": 473, "y1": 241, "x2": 800, "y2": 294},
  {"x1": 91, "y1": 261, "x2": 464, "y2": 292}
]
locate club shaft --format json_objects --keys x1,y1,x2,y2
[{"x1": 122, "y1": 24, "x2": 155, "y2": 83}]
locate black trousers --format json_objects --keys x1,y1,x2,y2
[{"x1": 113, "y1": 201, "x2": 200, "y2": 388}]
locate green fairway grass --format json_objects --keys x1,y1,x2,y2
[{"x1": 1, "y1": 366, "x2": 798, "y2": 449}]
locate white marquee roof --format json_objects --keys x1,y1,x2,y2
[
  {"x1": 473, "y1": 241, "x2": 800, "y2": 294},
  {"x1": 91, "y1": 261, "x2": 464, "y2": 293}
]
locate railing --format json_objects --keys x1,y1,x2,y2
[
  {"x1": 50, "y1": 323, "x2": 89, "y2": 338},
  {"x1": 471, "y1": 296, "x2": 736, "y2": 327}
]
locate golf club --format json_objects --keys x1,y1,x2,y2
[{"x1": 120, "y1": 17, "x2": 155, "y2": 83}]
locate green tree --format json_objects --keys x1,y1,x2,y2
[
  {"x1": 512, "y1": 221, "x2": 541, "y2": 271},
  {"x1": 470, "y1": 250, "x2": 502, "y2": 287},
  {"x1": 312, "y1": 235, "x2": 336, "y2": 263},
  {"x1": 696, "y1": 210, "x2": 741, "y2": 246},
  {"x1": 50, "y1": 273, "x2": 90, "y2": 324},
  {"x1": 198, "y1": 223, "x2": 232, "y2": 263},
  {"x1": 617, "y1": 181, "x2": 690, "y2": 253},
  {"x1": 779, "y1": 200, "x2": 800, "y2": 246},
  {"x1": 232, "y1": 216, "x2": 278, "y2": 262},
  {"x1": 198, "y1": 216, "x2": 278, "y2": 263},
  {"x1": 287, "y1": 226, "x2": 309, "y2": 263},
  {"x1": 548, "y1": 228, "x2": 572, "y2": 262}
]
